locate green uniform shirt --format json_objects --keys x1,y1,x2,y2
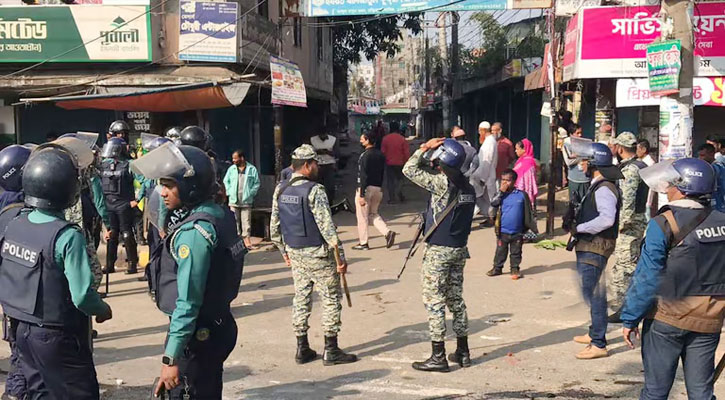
[
  {"x1": 89, "y1": 174, "x2": 111, "y2": 228},
  {"x1": 164, "y1": 200, "x2": 221, "y2": 360},
  {"x1": 28, "y1": 209, "x2": 109, "y2": 316}
]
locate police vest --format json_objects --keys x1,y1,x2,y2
[
  {"x1": 150, "y1": 209, "x2": 245, "y2": 320},
  {"x1": 619, "y1": 158, "x2": 649, "y2": 214},
  {"x1": 278, "y1": 180, "x2": 324, "y2": 248},
  {"x1": 0, "y1": 212, "x2": 85, "y2": 328},
  {"x1": 424, "y1": 183, "x2": 476, "y2": 247},
  {"x1": 576, "y1": 179, "x2": 622, "y2": 241},
  {"x1": 100, "y1": 159, "x2": 134, "y2": 204},
  {"x1": 655, "y1": 206, "x2": 725, "y2": 298}
]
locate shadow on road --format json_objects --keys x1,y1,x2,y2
[{"x1": 239, "y1": 369, "x2": 390, "y2": 400}]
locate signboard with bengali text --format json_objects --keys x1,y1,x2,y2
[
  {"x1": 270, "y1": 55, "x2": 307, "y2": 108},
  {"x1": 646, "y1": 39, "x2": 681, "y2": 96},
  {"x1": 179, "y1": 1, "x2": 238, "y2": 63},
  {"x1": 616, "y1": 77, "x2": 725, "y2": 107}
]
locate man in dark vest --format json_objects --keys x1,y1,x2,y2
[
  {"x1": 0, "y1": 146, "x2": 113, "y2": 399},
  {"x1": 568, "y1": 140, "x2": 623, "y2": 360},
  {"x1": 270, "y1": 144, "x2": 357, "y2": 366},
  {"x1": 132, "y1": 144, "x2": 244, "y2": 399},
  {"x1": 403, "y1": 138, "x2": 476, "y2": 372},
  {"x1": 100, "y1": 137, "x2": 139, "y2": 274},
  {"x1": 0, "y1": 144, "x2": 31, "y2": 400},
  {"x1": 622, "y1": 158, "x2": 725, "y2": 400}
]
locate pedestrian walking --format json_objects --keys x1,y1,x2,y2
[
  {"x1": 270, "y1": 144, "x2": 358, "y2": 366},
  {"x1": 562, "y1": 124, "x2": 590, "y2": 203},
  {"x1": 380, "y1": 121, "x2": 409, "y2": 203},
  {"x1": 471, "y1": 121, "x2": 498, "y2": 224},
  {"x1": 493, "y1": 122, "x2": 515, "y2": 181},
  {"x1": 403, "y1": 138, "x2": 475, "y2": 373},
  {"x1": 621, "y1": 158, "x2": 725, "y2": 400},
  {"x1": 487, "y1": 169, "x2": 537, "y2": 280},
  {"x1": 512, "y1": 139, "x2": 538, "y2": 210},
  {"x1": 0, "y1": 146, "x2": 113, "y2": 399},
  {"x1": 223, "y1": 149, "x2": 261, "y2": 249},
  {"x1": 569, "y1": 140, "x2": 623, "y2": 360},
  {"x1": 608, "y1": 132, "x2": 649, "y2": 319},
  {"x1": 310, "y1": 130, "x2": 339, "y2": 201},
  {"x1": 451, "y1": 126, "x2": 479, "y2": 177},
  {"x1": 99, "y1": 137, "x2": 139, "y2": 274},
  {"x1": 352, "y1": 133, "x2": 396, "y2": 250},
  {"x1": 133, "y1": 144, "x2": 244, "y2": 399}
]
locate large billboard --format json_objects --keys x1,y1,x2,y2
[
  {"x1": 179, "y1": 1, "x2": 238, "y2": 63},
  {"x1": 282, "y1": 0, "x2": 551, "y2": 17},
  {"x1": 0, "y1": 5, "x2": 151, "y2": 62}
]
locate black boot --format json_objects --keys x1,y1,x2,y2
[
  {"x1": 322, "y1": 336, "x2": 358, "y2": 365},
  {"x1": 447, "y1": 336, "x2": 471, "y2": 368},
  {"x1": 412, "y1": 341, "x2": 450, "y2": 372},
  {"x1": 125, "y1": 262, "x2": 138, "y2": 275},
  {"x1": 295, "y1": 335, "x2": 317, "y2": 364}
]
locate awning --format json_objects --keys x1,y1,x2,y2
[
  {"x1": 18, "y1": 81, "x2": 251, "y2": 112},
  {"x1": 524, "y1": 66, "x2": 545, "y2": 91}
]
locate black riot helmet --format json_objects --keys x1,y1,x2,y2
[
  {"x1": 108, "y1": 120, "x2": 130, "y2": 138},
  {"x1": 0, "y1": 145, "x2": 32, "y2": 192},
  {"x1": 101, "y1": 137, "x2": 129, "y2": 159},
  {"x1": 131, "y1": 144, "x2": 215, "y2": 207},
  {"x1": 179, "y1": 126, "x2": 209, "y2": 151},
  {"x1": 23, "y1": 147, "x2": 80, "y2": 210}
]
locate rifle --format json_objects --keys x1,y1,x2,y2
[
  {"x1": 333, "y1": 245, "x2": 352, "y2": 308},
  {"x1": 715, "y1": 351, "x2": 725, "y2": 382},
  {"x1": 397, "y1": 214, "x2": 424, "y2": 280}
]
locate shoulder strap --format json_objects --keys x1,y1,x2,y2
[
  {"x1": 0, "y1": 202, "x2": 23, "y2": 214},
  {"x1": 421, "y1": 188, "x2": 461, "y2": 242},
  {"x1": 659, "y1": 207, "x2": 713, "y2": 250},
  {"x1": 277, "y1": 176, "x2": 308, "y2": 197}
]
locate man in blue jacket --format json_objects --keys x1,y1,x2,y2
[{"x1": 223, "y1": 149, "x2": 260, "y2": 249}]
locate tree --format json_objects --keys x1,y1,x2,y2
[{"x1": 461, "y1": 12, "x2": 507, "y2": 78}]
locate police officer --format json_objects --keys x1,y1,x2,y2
[
  {"x1": 0, "y1": 145, "x2": 31, "y2": 400},
  {"x1": 621, "y1": 158, "x2": 724, "y2": 400},
  {"x1": 132, "y1": 144, "x2": 243, "y2": 399},
  {"x1": 108, "y1": 120, "x2": 130, "y2": 142},
  {"x1": 568, "y1": 141, "x2": 623, "y2": 360},
  {"x1": 165, "y1": 126, "x2": 183, "y2": 145},
  {"x1": 0, "y1": 146, "x2": 113, "y2": 399},
  {"x1": 100, "y1": 137, "x2": 139, "y2": 274},
  {"x1": 179, "y1": 125, "x2": 209, "y2": 151},
  {"x1": 270, "y1": 145, "x2": 357, "y2": 366},
  {"x1": 403, "y1": 138, "x2": 476, "y2": 373},
  {"x1": 608, "y1": 132, "x2": 649, "y2": 320}
]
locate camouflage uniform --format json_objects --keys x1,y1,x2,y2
[
  {"x1": 270, "y1": 164, "x2": 346, "y2": 337},
  {"x1": 609, "y1": 155, "x2": 647, "y2": 310},
  {"x1": 403, "y1": 149, "x2": 469, "y2": 342}
]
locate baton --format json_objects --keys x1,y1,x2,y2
[
  {"x1": 715, "y1": 352, "x2": 725, "y2": 382},
  {"x1": 333, "y1": 245, "x2": 352, "y2": 308}
]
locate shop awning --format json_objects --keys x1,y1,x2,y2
[
  {"x1": 381, "y1": 107, "x2": 411, "y2": 115},
  {"x1": 524, "y1": 66, "x2": 545, "y2": 91},
  {"x1": 18, "y1": 81, "x2": 251, "y2": 112}
]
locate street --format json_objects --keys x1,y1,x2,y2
[{"x1": 1, "y1": 163, "x2": 720, "y2": 400}]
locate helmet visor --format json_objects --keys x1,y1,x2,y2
[
  {"x1": 640, "y1": 160, "x2": 681, "y2": 194},
  {"x1": 130, "y1": 142, "x2": 194, "y2": 180},
  {"x1": 568, "y1": 137, "x2": 594, "y2": 159},
  {"x1": 100, "y1": 141, "x2": 124, "y2": 158},
  {"x1": 146, "y1": 185, "x2": 163, "y2": 230},
  {"x1": 75, "y1": 131, "x2": 99, "y2": 148},
  {"x1": 141, "y1": 133, "x2": 161, "y2": 151},
  {"x1": 37, "y1": 137, "x2": 93, "y2": 169}
]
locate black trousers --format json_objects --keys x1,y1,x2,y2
[
  {"x1": 493, "y1": 233, "x2": 524, "y2": 270},
  {"x1": 16, "y1": 320, "x2": 99, "y2": 399},
  {"x1": 385, "y1": 165, "x2": 405, "y2": 202},
  {"x1": 168, "y1": 314, "x2": 238, "y2": 400},
  {"x1": 318, "y1": 164, "x2": 336, "y2": 202},
  {"x1": 107, "y1": 205, "x2": 139, "y2": 266}
]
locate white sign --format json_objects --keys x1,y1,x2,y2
[
  {"x1": 555, "y1": 0, "x2": 600, "y2": 16},
  {"x1": 179, "y1": 1, "x2": 239, "y2": 63},
  {"x1": 616, "y1": 77, "x2": 725, "y2": 107}
]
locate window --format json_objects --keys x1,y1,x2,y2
[
  {"x1": 317, "y1": 26, "x2": 323, "y2": 60},
  {"x1": 257, "y1": 0, "x2": 268, "y2": 19},
  {"x1": 293, "y1": 18, "x2": 302, "y2": 47}
]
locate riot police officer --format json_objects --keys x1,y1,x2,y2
[
  {"x1": 108, "y1": 120, "x2": 130, "y2": 142},
  {"x1": 100, "y1": 137, "x2": 139, "y2": 274},
  {"x1": 622, "y1": 158, "x2": 725, "y2": 400},
  {"x1": 165, "y1": 126, "x2": 183, "y2": 145},
  {"x1": 0, "y1": 146, "x2": 113, "y2": 399},
  {"x1": 402, "y1": 138, "x2": 476, "y2": 373},
  {"x1": 179, "y1": 125, "x2": 209, "y2": 151},
  {"x1": 568, "y1": 140, "x2": 624, "y2": 360},
  {"x1": 270, "y1": 145, "x2": 357, "y2": 366},
  {"x1": 132, "y1": 144, "x2": 243, "y2": 399},
  {"x1": 0, "y1": 144, "x2": 31, "y2": 400}
]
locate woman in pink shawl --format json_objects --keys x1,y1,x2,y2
[{"x1": 513, "y1": 139, "x2": 538, "y2": 210}]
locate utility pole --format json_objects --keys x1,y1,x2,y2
[
  {"x1": 546, "y1": 7, "x2": 559, "y2": 235},
  {"x1": 437, "y1": 12, "x2": 450, "y2": 131},
  {"x1": 274, "y1": 18, "x2": 286, "y2": 179},
  {"x1": 450, "y1": 11, "x2": 460, "y2": 127}
]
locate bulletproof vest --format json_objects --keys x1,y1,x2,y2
[
  {"x1": 425, "y1": 183, "x2": 476, "y2": 247},
  {"x1": 0, "y1": 212, "x2": 85, "y2": 328},
  {"x1": 151, "y1": 209, "x2": 245, "y2": 320},
  {"x1": 656, "y1": 206, "x2": 725, "y2": 298},
  {"x1": 100, "y1": 159, "x2": 134, "y2": 203},
  {"x1": 619, "y1": 158, "x2": 649, "y2": 214},
  {"x1": 278, "y1": 180, "x2": 324, "y2": 248},
  {"x1": 576, "y1": 179, "x2": 622, "y2": 241}
]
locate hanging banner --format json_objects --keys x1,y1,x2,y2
[
  {"x1": 617, "y1": 77, "x2": 725, "y2": 107},
  {"x1": 0, "y1": 5, "x2": 151, "y2": 62},
  {"x1": 270, "y1": 55, "x2": 307, "y2": 108},
  {"x1": 646, "y1": 39, "x2": 681, "y2": 96},
  {"x1": 565, "y1": 3, "x2": 725, "y2": 80},
  {"x1": 659, "y1": 97, "x2": 693, "y2": 160},
  {"x1": 298, "y1": 0, "x2": 549, "y2": 17},
  {"x1": 179, "y1": 1, "x2": 239, "y2": 62},
  {"x1": 562, "y1": 16, "x2": 579, "y2": 81}
]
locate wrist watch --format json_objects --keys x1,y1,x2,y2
[{"x1": 161, "y1": 355, "x2": 176, "y2": 366}]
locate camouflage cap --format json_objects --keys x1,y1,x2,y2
[
  {"x1": 614, "y1": 131, "x2": 637, "y2": 147},
  {"x1": 291, "y1": 144, "x2": 318, "y2": 161}
]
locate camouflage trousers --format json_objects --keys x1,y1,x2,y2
[
  {"x1": 608, "y1": 220, "x2": 646, "y2": 310},
  {"x1": 421, "y1": 244, "x2": 469, "y2": 342},
  {"x1": 65, "y1": 199, "x2": 103, "y2": 290},
  {"x1": 288, "y1": 249, "x2": 342, "y2": 337}
]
